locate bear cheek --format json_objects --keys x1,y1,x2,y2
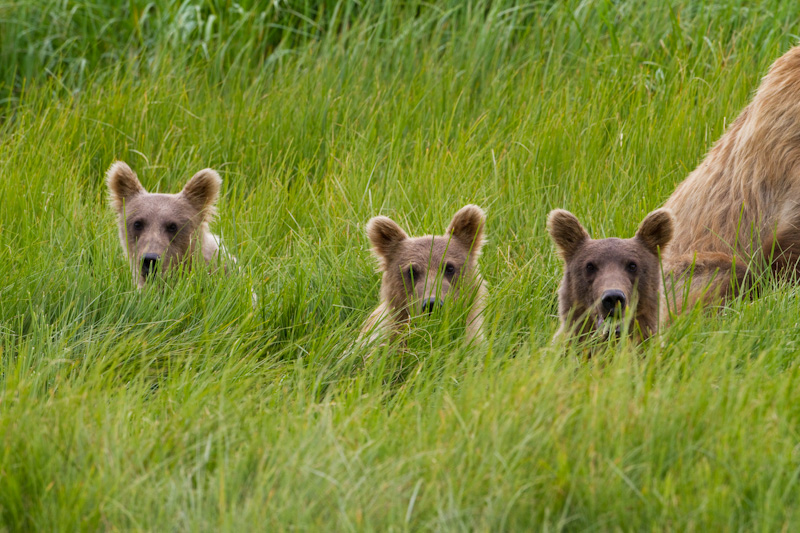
[
  {"x1": 445, "y1": 282, "x2": 458, "y2": 301},
  {"x1": 121, "y1": 225, "x2": 135, "y2": 252},
  {"x1": 383, "y1": 271, "x2": 409, "y2": 309},
  {"x1": 637, "y1": 270, "x2": 659, "y2": 306},
  {"x1": 559, "y1": 272, "x2": 586, "y2": 322},
  {"x1": 169, "y1": 233, "x2": 194, "y2": 264},
  {"x1": 126, "y1": 229, "x2": 146, "y2": 258},
  {"x1": 567, "y1": 270, "x2": 593, "y2": 309}
]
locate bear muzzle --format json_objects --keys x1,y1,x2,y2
[
  {"x1": 422, "y1": 297, "x2": 444, "y2": 314},
  {"x1": 600, "y1": 289, "x2": 627, "y2": 316},
  {"x1": 140, "y1": 253, "x2": 161, "y2": 278},
  {"x1": 597, "y1": 289, "x2": 628, "y2": 337}
]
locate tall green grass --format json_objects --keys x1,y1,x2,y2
[{"x1": 2, "y1": 0, "x2": 800, "y2": 529}]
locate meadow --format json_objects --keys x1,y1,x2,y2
[{"x1": 2, "y1": 0, "x2": 800, "y2": 529}]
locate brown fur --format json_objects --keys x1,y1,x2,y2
[
  {"x1": 662, "y1": 45, "x2": 800, "y2": 317},
  {"x1": 548, "y1": 209, "x2": 674, "y2": 342},
  {"x1": 360, "y1": 205, "x2": 488, "y2": 343},
  {"x1": 106, "y1": 161, "x2": 225, "y2": 288}
]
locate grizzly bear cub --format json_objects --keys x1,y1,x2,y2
[
  {"x1": 360, "y1": 205, "x2": 487, "y2": 344},
  {"x1": 548, "y1": 208, "x2": 674, "y2": 342},
  {"x1": 106, "y1": 161, "x2": 226, "y2": 288},
  {"x1": 661, "y1": 45, "x2": 800, "y2": 316}
]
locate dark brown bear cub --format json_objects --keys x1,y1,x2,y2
[
  {"x1": 548, "y1": 208, "x2": 674, "y2": 342},
  {"x1": 360, "y1": 205, "x2": 487, "y2": 344}
]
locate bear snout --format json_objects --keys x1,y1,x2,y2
[
  {"x1": 601, "y1": 289, "x2": 626, "y2": 316},
  {"x1": 422, "y1": 297, "x2": 444, "y2": 314},
  {"x1": 141, "y1": 253, "x2": 160, "y2": 278}
]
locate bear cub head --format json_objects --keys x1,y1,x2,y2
[
  {"x1": 547, "y1": 208, "x2": 674, "y2": 342},
  {"x1": 367, "y1": 205, "x2": 486, "y2": 322},
  {"x1": 107, "y1": 161, "x2": 221, "y2": 288}
]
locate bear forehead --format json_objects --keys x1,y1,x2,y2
[
  {"x1": 395, "y1": 236, "x2": 469, "y2": 266},
  {"x1": 124, "y1": 193, "x2": 196, "y2": 221},
  {"x1": 575, "y1": 238, "x2": 656, "y2": 264}
]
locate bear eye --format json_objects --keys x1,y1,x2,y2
[
  {"x1": 444, "y1": 263, "x2": 456, "y2": 276},
  {"x1": 132, "y1": 220, "x2": 144, "y2": 231},
  {"x1": 406, "y1": 266, "x2": 419, "y2": 280},
  {"x1": 627, "y1": 262, "x2": 638, "y2": 273},
  {"x1": 166, "y1": 222, "x2": 178, "y2": 234},
  {"x1": 585, "y1": 262, "x2": 596, "y2": 274}
]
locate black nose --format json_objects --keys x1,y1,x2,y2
[
  {"x1": 601, "y1": 290, "x2": 626, "y2": 314},
  {"x1": 422, "y1": 297, "x2": 443, "y2": 314},
  {"x1": 141, "y1": 253, "x2": 160, "y2": 277}
]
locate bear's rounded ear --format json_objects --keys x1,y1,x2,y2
[
  {"x1": 106, "y1": 161, "x2": 145, "y2": 213},
  {"x1": 181, "y1": 169, "x2": 222, "y2": 219},
  {"x1": 635, "y1": 208, "x2": 675, "y2": 255},
  {"x1": 367, "y1": 216, "x2": 408, "y2": 267},
  {"x1": 447, "y1": 205, "x2": 486, "y2": 255},
  {"x1": 547, "y1": 209, "x2": 589, "y2": 262}
]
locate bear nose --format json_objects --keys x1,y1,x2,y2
[
  {"x1": 141, "y1": 253, "x2": 160, "y2": 277},
  {"x1": 601, "y1": 290, "x2": 626, "y2": 315},
  {"x1": 422, "y1": 297, "x2": 443, "y2": 314}
]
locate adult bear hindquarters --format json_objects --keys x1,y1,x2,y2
[{"x1": 662, "y1": 45, "x2": 800, "y2": 318}]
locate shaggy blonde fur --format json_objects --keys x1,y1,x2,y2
[{"x1": 662, "y1": 45, "x2": 800, "y2": 317}]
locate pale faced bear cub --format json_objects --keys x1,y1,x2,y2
[
  {"x1": 106, "y1": 161, "x2": 225, "y2": 288},
  {"x1": 548, "y1": 208, "x2": 674, "y2": 343},
  {"x1": 360, "y1": 205, "x2": 487, "y2": 344}
]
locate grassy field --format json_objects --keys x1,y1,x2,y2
[{"x1": 2, "y1": 0, "x2": 800, "y2": 529}]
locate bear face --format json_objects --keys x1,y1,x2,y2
[
  {"x1": 548, "y1": 208, "x2": 674, "y2": 342},
  {"x1": 106, "y1": 161, "x2": 221, "y2": 288},
  {"x1": 362, "y1": 205, "x2": 487, "y2": 342}
]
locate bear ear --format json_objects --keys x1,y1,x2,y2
[
  {"x1": 547, "y1": 209, "x2": 589, "y2": 262},
  {"x1": 635, "y1": 208, "x2": 675, "y2": 255},
  {"x1": 367, "y1": 216, "x2": 409, "y2": 267},
  {"x1": 447, "y1": 204, "x2": 486, "y2": 255},
  {"x1": 181, "y1": 169, "x2": 222, "y2": 219},
  {"x1": 106, "y1": 161, "x2": 145, "y2": 213}
]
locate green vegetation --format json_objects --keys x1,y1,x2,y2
[{"x1": 2, "y1": 0, "x2": 800, "y2": 529}]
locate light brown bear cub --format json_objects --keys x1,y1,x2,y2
[
  {"x1": 361, "y1": 205, "x2": 487, "y2": 343},
  {"x1": 661, "y1": 45, "x2": 800, "y2": 317},
  {"x1": 107, "y1": 161, "x2": 225, "y2": 288},
  {"x1": 548, "y1": 208, "x2": 674, "y2": 342}
]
